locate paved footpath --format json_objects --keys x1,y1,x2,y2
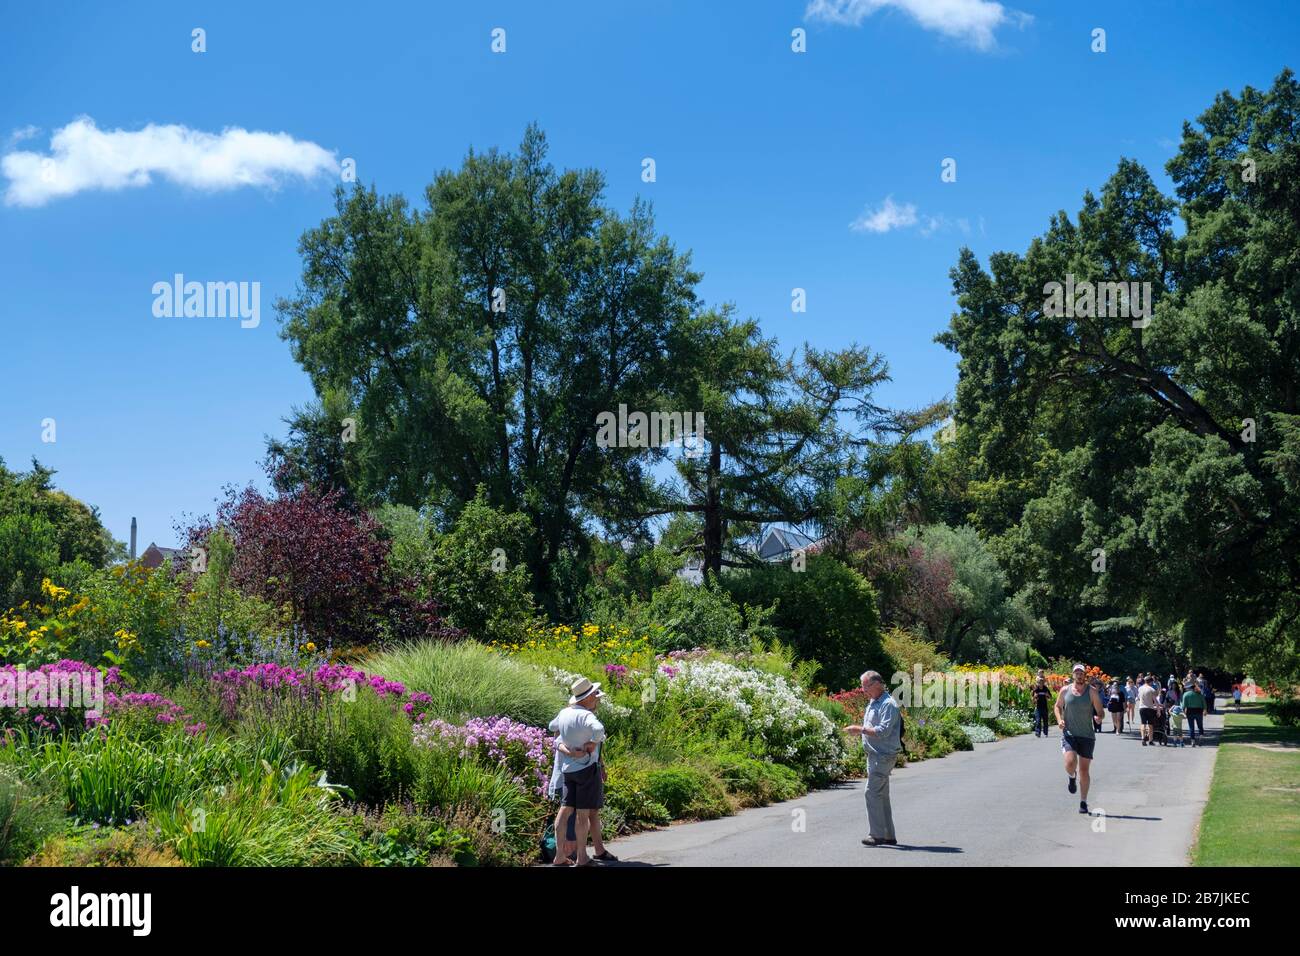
[{"x1": 608, "y1": 713, "x2": 1223, "y2": 866}]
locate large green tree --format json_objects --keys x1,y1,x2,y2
[
  {"x1": 628, "y1": 308, "x2": 893, "y2": 583},
  {"x1": 0, "y1": 458, "x2": 120, "y2": 607},
  {"x1": 275, "y1": 126, "x2": 700, "y2": 614},
  {"x1": 938, "y1": 71, "x2": 1300, "y2": 680}
]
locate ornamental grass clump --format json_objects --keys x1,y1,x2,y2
[{"x1": 369, "y1": 641, "x2": 563, "y2": 727}]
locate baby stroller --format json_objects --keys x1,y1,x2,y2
[{"x1": 1151, "y1": 705, "x2": 1169, "y2": 746}]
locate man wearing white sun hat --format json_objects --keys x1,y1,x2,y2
[{"x1": 548, "y1": 677, "x2": 618, "y2": 866}]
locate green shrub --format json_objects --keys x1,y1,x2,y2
[
  {"x1": 180, "y1": 527, "x2": 284, "y2": 652},
  {"x1": 841, "y1": 743, "x2": 867, "y2": 776},
  {"x1": 643, "y1": 765, "x2": 732, "y2": 820},
  {"x1": 1264, "y1": 695, "x2": 1300, "y2": 728},
  {"x1": 0, "y1": 512, "x2": 60, "y2": 612},
  {"x1": 906, "y1": 722, "x2": 953, "y2": 759},
  {"x1": 348, "y1": 803, "x2": 477, "y2": 867},
  {"x1": 421, "y1": 489, "x2": 541, "y2": 644},
  {"x1": 809, "y1": 696, "x2": 850, "y2": 725},
  {"x1": 0, "y1": 766, "x2": 65, "y2": 864},
  {"x1": 723, "y1": 556, "x2": 886, "y2": 692},
  {"x1": 23, "y1": 823, "x2": 183, "y2": 867},
  {"x1": 937, "y1": 719, "x2": 973, "y2": 751},
  {"x1": 630, "y1": 578, "x2": 759, "y2": 653},
  {"x1": 882, "y1": 626, "x2": 951, "y2": 676},
  {"x1": 601, "y1": 760, "x2": 671, "y2": 833},
  {"x1": 708, "y1": 752, "x2": 804, "y2": 806},
  {"x1": 368, "y1": 640, "x2": 563, "y2": 727}
]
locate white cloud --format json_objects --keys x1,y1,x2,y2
[
  {"x1": 851, "y1": 198, "x2": 971, "y2": 238},
  {"x1": 806, "y1": 0, "x2": 1031, "y2": 52},
  {"x1": 2, "y1": 117, "x2": 338, "y2": 207},
  {"x1": 6, "y1": 125, "x2": 41, "y2": 148},
  {"x1": 851, "y1": 195, "x2": 918, "y2": 233},
  {"x1": 919, "y1": 213, "x2": 971, "y2": 237}
]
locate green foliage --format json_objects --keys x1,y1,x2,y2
[
  {"x1": 707, "y1": 752, "x2": 804, "y2": 806},
  {"x1": 899, "y1": 524, "x2": 1048, "y2": 662},
  {"x1": 181, "y1": 528, "x2": 283, "y2": 652},
  {"x1": 275, "y1": 127, "x2": 703, "y2": 618},
  {"x1": 643, "y1": 766, "x2": 732, "y2": 820},
  {"x1": 0, "y1": 512, "x2": 59, "y2": 610},
  {"x1": 348, "y1": 803, "x2": 477, "y2": 867},
  {"x1": 23, "y1": 823, "x2": 183, "y2": 867},
  {"x1": 1264, "y1": 695, "x2": 1300, "y2": 729},
  {"x1": 600, "y1": 759, "x2": 671, "y2": 833},
  {"x1": 581, "y1": 537, "x2": 679, "y2": 614},
  {"x1": 723, "y1": 556, "x2": 885, "y2": 691},
  {"x1": 36, "y1": 726, "x2": 263, "y2": 826},
  {"x1": 152, "y1": 762, "x2": 357, "y2": 867},
  {"x1": 0, "y1": 459, "x2": 119, "y2": 608},
  {"x1": 239, "y1": 690, "x2": 418, "y2": 807},
  {"x1": 368, "y1": 640, "x2": 564, "y2": 727},
  {"x1": 65, "y1": 563, "x2": 184, "y2": 677},
  {"x1": 634, "y1": 578, "x2": 762, "y2": 653},
  {"x1": 937, "y1": 70, "x2": 1300, "y2": 675},
  {"x1": 408, "y1": 745, "x2": 541, "y2": 858},
  {"x1": 422, "y1": 490, "x2": 541, "y2": 644},
  {"x1": 373, "y1": 504, "x2": 439, "y2": 584},
  {"x1": 881, "y1": 626, "x2": 951, "y2": 676},
  {"x1": 0, "y1": 766, "x2": 66, "y2": 865}
]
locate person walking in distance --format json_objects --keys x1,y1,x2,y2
[
  {"x1": 1107, "y1": 680, "x2": 1125, "y2": 733},
  {"x1": 1056, "y1": 664, "x2": 1105, "y2": 815},
  {"x1": 1181, "y1": 681, "x2": 1206, "y2": 748},
  {"x1": 1137, "y1": 676, "x2": 1160, "y2": 747},
  {"x1": 1124, "y1": 677, "x2": 1137, "y2": 733},
  {"x1": 843, "y1": 670, "x2": 901, "y2": 846},
  {"x1": 1032, "y1": 674, "x2": 1052, "y2": 738}
]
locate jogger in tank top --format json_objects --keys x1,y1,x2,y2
[{"x1": 1055, "y1": 664, "x2": 1106, "y2": 815}]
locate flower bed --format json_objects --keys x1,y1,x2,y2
[
  {"x1": 413, "y1": 716, "x2": 554, "y2": 796},
  {"x1": 209, "y1": 662, "x2": 432, "y2": 722},
  {"x1": 661, "y1": 659, "x2": 844, "y2": 783}
]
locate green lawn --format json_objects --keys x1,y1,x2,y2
[{"x1": 1192, "y1": 702, "x2": 1300, "y2": 866}]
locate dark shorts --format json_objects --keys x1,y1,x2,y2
[
  {"x1": 1139, "y1": 707, "x2": 1157, "y2": 725},
  {"x1": 1061, "y1": 732, "x2": 1095, "y2": 760},
  {"x1": 561, "y1": 763, "x2": 604, "y2": 810},
  {"x1": 1107, "y1": 699, "x2": 1124, "y2": 713}
]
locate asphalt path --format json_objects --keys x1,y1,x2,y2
[{"x1": 607, "y1": 712, "x2": 1223, "y2": 866}]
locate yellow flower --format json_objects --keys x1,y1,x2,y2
[
  {"x1": 304, "y1": 642, "x2": 317, "y2": 652},
  {"x1": 195, "y1": 640, "x2": 211, "y2": 649}
]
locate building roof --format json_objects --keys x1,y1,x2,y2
[{"x1": 756, "y1": 527, "x2": 820, "y2": 561}]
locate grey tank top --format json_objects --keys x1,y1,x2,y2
[{"x1": 1062, "y1": 683, "x2": 1096, "y2": 738}]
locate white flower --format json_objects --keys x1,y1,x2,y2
[{"x1": 667, "y1": 659, "x2": 843, "y2": 777}]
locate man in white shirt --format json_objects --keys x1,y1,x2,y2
[
  {"x1": 1137, "y1": 678, "x2": 1159, "y2": 746},
  {"x1": 548, "y1": 677, "x2": 617, "y2": 866}
]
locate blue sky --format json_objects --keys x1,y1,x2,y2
[{"x1": 1, "y1": 0, "x2": 1295, "y2": 549}]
